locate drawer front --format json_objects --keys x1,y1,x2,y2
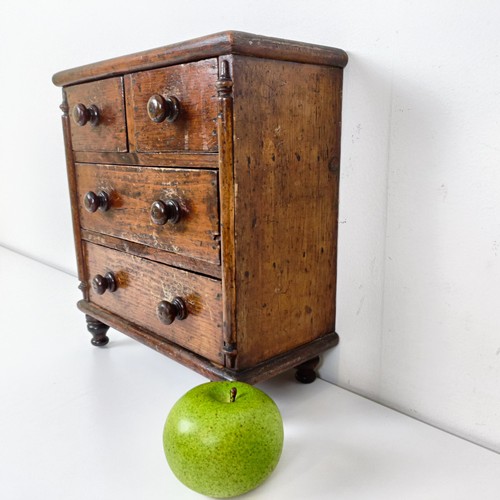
[
  {"x1": 66, "y1": 77, "x2": 127, "y2": 152},
  {"x1": 76, "y1": 164, "x2": 220, "y2": 265},
  {"x1": 84, "y1": 242, "x2": 223, "y2": 363},
  {"x1": 126, "y1": 59, "x2": 218, "y2": 152}
]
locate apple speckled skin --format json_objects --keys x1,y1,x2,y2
[{"x1": 163, "y1": 381, "x2": 284, "y2": 498}]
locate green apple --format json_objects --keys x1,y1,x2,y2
[{"x1": 163, "y1": 381, "x2": 284, "y2": 498}]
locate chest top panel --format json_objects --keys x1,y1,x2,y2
[{"x1": 52, "y1": 31, "x2": 348, "y2": 87}]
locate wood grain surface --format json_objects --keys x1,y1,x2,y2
[
  {"x1": 56, "y1": 33, "x2": 347, "y2": 382},
  {"x1": 75, "y1": 163, "x2": 220, "y2": 265},
  {"x1": 125, "y1": 59, "x2": 218, "y2": 152},
  {"x1": 229, "y1": 56, "x2": 343, "y2": 368},
  {"x1": 65, "y1": 77, "x2": 127, "y2": 152},
  {"x1": 52, "y1": 31, "x2": 348, "y2": 87},
  {"x1": 83, "y1": 242, "x2": 223, "y2": 363}
]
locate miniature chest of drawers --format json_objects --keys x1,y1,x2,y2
[{"x1": 53, "y1": 31, "x2": 348, "y2": 384}]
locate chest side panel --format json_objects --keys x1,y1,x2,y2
[{"x1": 231, "y1": 56, "x2": 343, "y2": 368}]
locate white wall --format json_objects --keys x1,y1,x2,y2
[
  {"x1": 328, "y1": 1, "x2": 500, "y2": 454},
  {"x1": 1, "y1": 1, "x2": 499, "y2": 452}
]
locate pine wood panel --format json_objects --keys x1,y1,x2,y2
[
  {"x1": 75, "y1": 164, "x2": 220, "y2": 265},
  {"x1": 230, "y1": 56, "x2": 343, "y2": 368},
  {"x1": 125, "y1": 59, "x2": 218, "y2": 152},
  {"x1": 83, "y1": 242, "x2": 223, "y2": 363},
  {"x1": 65, "y1": 77, "x2": 127, "y2": 152}
]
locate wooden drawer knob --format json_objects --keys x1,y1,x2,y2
[
  {"x1": 92, "y1": 272, "x2": 117, "y2": 295},
  {"x1": 157, "y1": 298, "x2": 188, "y2": 325},
  {"x1": 72, "y1": 103, "x2": 100, "y2": 126},
  {"x1": 150, "y1": 199, "x2": 181, "y2": 225},
  {"x1": 84, "y1": 191, "x2": 110, "y2": 213},
  {"x1": 147, "y1": 94, "x2": 180, "y2": 123}
]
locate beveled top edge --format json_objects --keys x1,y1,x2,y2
[{"x1": 52, "y1": 31, "x2": 348, "y2": 87}]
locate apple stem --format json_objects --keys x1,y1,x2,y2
[{"x1": 230, "y1": 387, "x2": 237, "y2": 403}]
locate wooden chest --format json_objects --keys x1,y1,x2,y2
[{"x1": 53, "y1": 31, "x2": 348, "y2": 384}]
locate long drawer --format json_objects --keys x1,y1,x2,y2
[
  {"x1": 83, "y1": 242, "x2": 223, "y2": 363},
  {"x1": 75, "y1": 163, "x2": 220, "y2": 265}
]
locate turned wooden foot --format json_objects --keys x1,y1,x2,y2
[
  {"x1": 85, "y1": 314, "x2": 110, "y2": 347},
  {"x1": 295, "y1": 356, "x2": 320, "y2": 384}
]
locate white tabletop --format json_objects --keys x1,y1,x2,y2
[{"x1": 1, "y1": 246, "x2": 499, "y2": 499}]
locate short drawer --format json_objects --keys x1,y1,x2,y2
[
  {"x1": 83, "y1": 242, "x2": 223, "y2": 363},
  {"x1": 66, "y1": 77, "x2": 127, "y2": 152},
  {"x1": 75, "y1": 164, "x2": 220, "y2": 265},
  {"x1": 125, "y1": 59, "x2": 218, "y2": 152}
]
